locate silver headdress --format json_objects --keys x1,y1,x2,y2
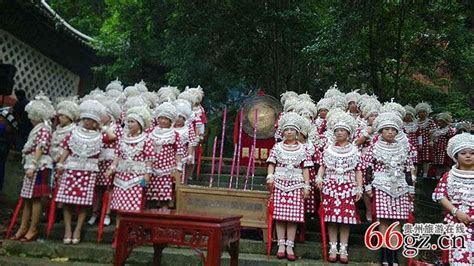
[
  {"x1": 294, "y1": 101, "x2": 318, "y2": 119},
  {"x1": 123, "y1": 96, "x2": 147, "y2": 112},
  {"x1": 56, "y1": 100, "x2": 80, "y2": 121},
  {"x1": 280, "y1": 91, "x2": 298, "y2": 106},
  {"x1": 415, "y1": 102, "x2": 432, "y2": 114},
  {"x1": 404, "y1": 105, "x2": 416, "y2": 119},
  {"x1": 105, "y1": 78, "x2": 124, "y2": 92},
  {"x1": 79, "y1": 99, "x2": 107, "y2": 123},
  {"x1": 124, "y1": 86, "x2": 140, "y2": 98},
  {"x1": 126, "y1": 106, "x2": 152, "y2": 130},
  {"x1": 446, "y1": 133, "x2": 474, "y2": 162},
  {"x1": 188, "y1": 85, "x2": 204, "y2": 103},
  {"x1": 157, "y1": 86, "x2": 180, "y2": 104},
  {"x1": 154, "y1": 102, "x2": 178, "y2": 123},
  {"x1": 316, "y1": 98, "x2": 333, "y2": 111},
  {"x1": 298, "y1": 93, "x2": 313, "y2": 103},
  {"x1": 178, "y1": 90, "x2": 199, "y2": 106},
  {"x1": 173, "y1": 99, "x2": 192, "y2": 120},
  {"x1": 360, "y1": 98, "x2": 381, "y2": 118},
  {"x1": 374, "y1": 112, "x2": 403, "y2": 132},
  {"x1": 326, "y1": 109, "x2": 357, "y2": 136},
  {"x1": 25, "y1": 93, "x2": 55, "y2": 122},
  {"x1": 142, "y1": 91, "x2": 159, "y2": 109},
  {"x1": 324, "y1": 82, "x2": 345, "y2": 99},
  {"x1": 381, "y1": 100, "x2": 406, "y2": 119},
  {"x1": 436, "y1": 112, "x2": 453, "y2": 124},
  {"x1": 283, "y1": 97, "x2": 299, "y2": 112},
  {"x1": 345, "y1": 90, "x2": 361, "y2": 104},
  {"x1": 135, "y1": 80, "x2": 148, "y2": 93},
  {"x1": 278, "y1": 112, "x2": 303, "y2": 132},
  {"x1": 102, "y1": 99, "x2": 122, "y2": 121}
]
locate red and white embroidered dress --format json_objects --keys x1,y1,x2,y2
[
  {"x1": 51, "y1": 123, "x2": 75, "y2": 162},
  {"x1": 110, "y1": 132, "x2": 154, "y2": 212},
  {"x1": 20, "y1": 122, "x2": 53, "y2": 199},
  {"x1": 433, "y1": 167, "x2": 474, "y2": 266},
  {"x1": 417, "y1": 118, "x2": 436, "y2": 162},
  {"x1": 146, "y1": 127, "x2": 183, "y2": 201},
  {"x1": 320, "y1": 143, "x2": 362, "y2": 224},
  {"x1": 403, "y1": 122, "x2": 420, "y2": 164},
  {"x1": 56, "y1": 127, "x2": 105, "y2": 206},
  {"x1": 432, "y1": 127, "x2": 457, "y2": 166},
  {"x1": 267, "y1": 141, "x2": 313, "y2": 223},
  {"x1": 364, "y1": 139, "x2": 414, "y2": 220},
  {"x1": 97, "y1": 123, "x2": 124, "y2": 186}
]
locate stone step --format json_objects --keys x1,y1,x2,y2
[
  {"x1": 37, "y1": 220, "x2": 371, "y2": 248},
  {"x1": 0, "y1": 254, "x2": 110, "y2": 266},
  {"x1": 29, "y1": 224, "x2": 377, "y2": 263},
  {"x1": 2, "y1": 240, "x2": 377, "y2": 265}
]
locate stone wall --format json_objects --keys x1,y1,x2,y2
[{"x1": 0, "y1": 29, "x2": 80, "y2": 101}]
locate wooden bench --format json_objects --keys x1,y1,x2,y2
[{"x1": 114, "y1": 209, "x2": 242, "y2": 266}]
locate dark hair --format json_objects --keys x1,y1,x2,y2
[{"x1": 15, "y1": 89, "x2": 26, "y2": 100}]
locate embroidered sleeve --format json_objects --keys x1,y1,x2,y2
[
  {"x1": 313, "y1": 149, "x2": 323, "y2": 166},
  {"x1": 175, "y1": 132, "x2": 185, "y2": 157},
  {"x1": 115, "y1": 140, "x2": 123, "y2": 158},
  {"x1": 200, "y1": 106, "x2": 208, "y2": 124},
  {"x1": 35, "y1": 127, "x2": 52, "y2": 152},
  {"x1": 448, "y1": 128, "x2": 456, "y2": 138},
  {"x1": 143, "y1": 137, "x2": 155, "y2": 162},
  {"x1": 266, "y1": 145, "x2": 277, "y2": 164},
  {"x1": 188, "y1": 124, "x2": 198, "y2": 147},
  {"x1": 303, "y1": 147, "x2": 314, "y2": 168},
  {"x1": 115, "y1": 125, "x2": 124, "y2": 141},
  {"x1": 432, "y1": 173, "x2": 449, "y2": 202},
  {"x1": 361, "y1": 145, "x2": 374, "y2": 170},
  {"x1": 355, "y1": 155, "x2": 364, "y2": 172},
  {"x1": 404, "y1": 155, "x2": 415, "y2": 172},
  {"x1": 60, "y1": 132, "x2": 72, "y2": 152}
]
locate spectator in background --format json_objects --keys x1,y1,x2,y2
[
  {"x1": 0, "y1": 107, "x2": 17, "y2": 191},
  {"x1": 13, "y1": 89, "x2": 32, "y2": 151}
]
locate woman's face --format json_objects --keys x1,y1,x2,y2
[
  {"x1": 58, "y1": 114, "x2": 72, "y2": 127},
  {"x1": 319, "y1": 109, "x2": 328, "y2": 119},
  {"x1": 348, "y1": 101, "x2": 358, "y2": 113},
  {"x1": 158, "y1": 116, "x2": 172, "y2": 128},
  {"x1": 82, "y1": 118, "x2": 98, "y2": 130},
  {"x1": 403, "y1": 114, "x2": 413, "y2": 123},
  {"x1": 418, "y1": 111, "x2": 427, "y2": 120},
  {"x1": 283, "y1": 128, "x2": 297, "y2": 141},
  {"x1": 334, "y1": 128, "x2": 349, "y2": 142},
  {"x1": 127, "y1": 118, "x2": 141, "y2": 134},
  {"x1": 436, "y1": 120, "x2": 447, "y2": 128},
  {"x1": 381, "y1": 127, "x2": 398, "y2": 142},
  {"x1": 101, "y1": 114, "x2": 111, "y2": 125},
  {"x1": 456, "y1": 148, "x2": 473, "y2": 168},
  {"x1": 175, "y1": 116, "x2": 185, "y2": 127},
  {"x1": 367, "y1": 113, "x2": 377, "y2": 126}
]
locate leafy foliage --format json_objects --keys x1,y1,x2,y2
[{"x1": 50, "y1": 0, "x2": 473, "y2": 119}]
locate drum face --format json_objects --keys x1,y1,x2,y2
[{"x1": 242, "y1": 95, "x2": 282, "y2": 139}]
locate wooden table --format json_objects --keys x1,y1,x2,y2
[{"x1": 114, "y1": 209, "x2": 242, "y2": 266}]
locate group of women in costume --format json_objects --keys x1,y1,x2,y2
[
  {"x1": 9, "y1": 80, "x2": 473, "y2": 265},
  {"x1": 10, "y1": 80, "x2": 206, "y2": 247},
  {"x1": 267, "y1": 84, "x2": 473, "y2": 265}
]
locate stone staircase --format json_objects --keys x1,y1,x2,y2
[{"x1": 1, "y1": 162, "x2": 439, "y2": 265}]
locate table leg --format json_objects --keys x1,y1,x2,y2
[
  {"x1": 153, "y1": 243, "x2": 166, "y2": 266},
  {"x1": 228, "y1": 240, "x2": 240, "y2": 266},
  {"x1": 206, "y1": 235, "x2": 222, "y2": 266},
  {"x1": 114, "y1": 224, "x2": 129, "y2": 266}
]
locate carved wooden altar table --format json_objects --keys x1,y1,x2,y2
[{"x1": 114, "y1": 209, "x2": 242, "y2": 266}]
